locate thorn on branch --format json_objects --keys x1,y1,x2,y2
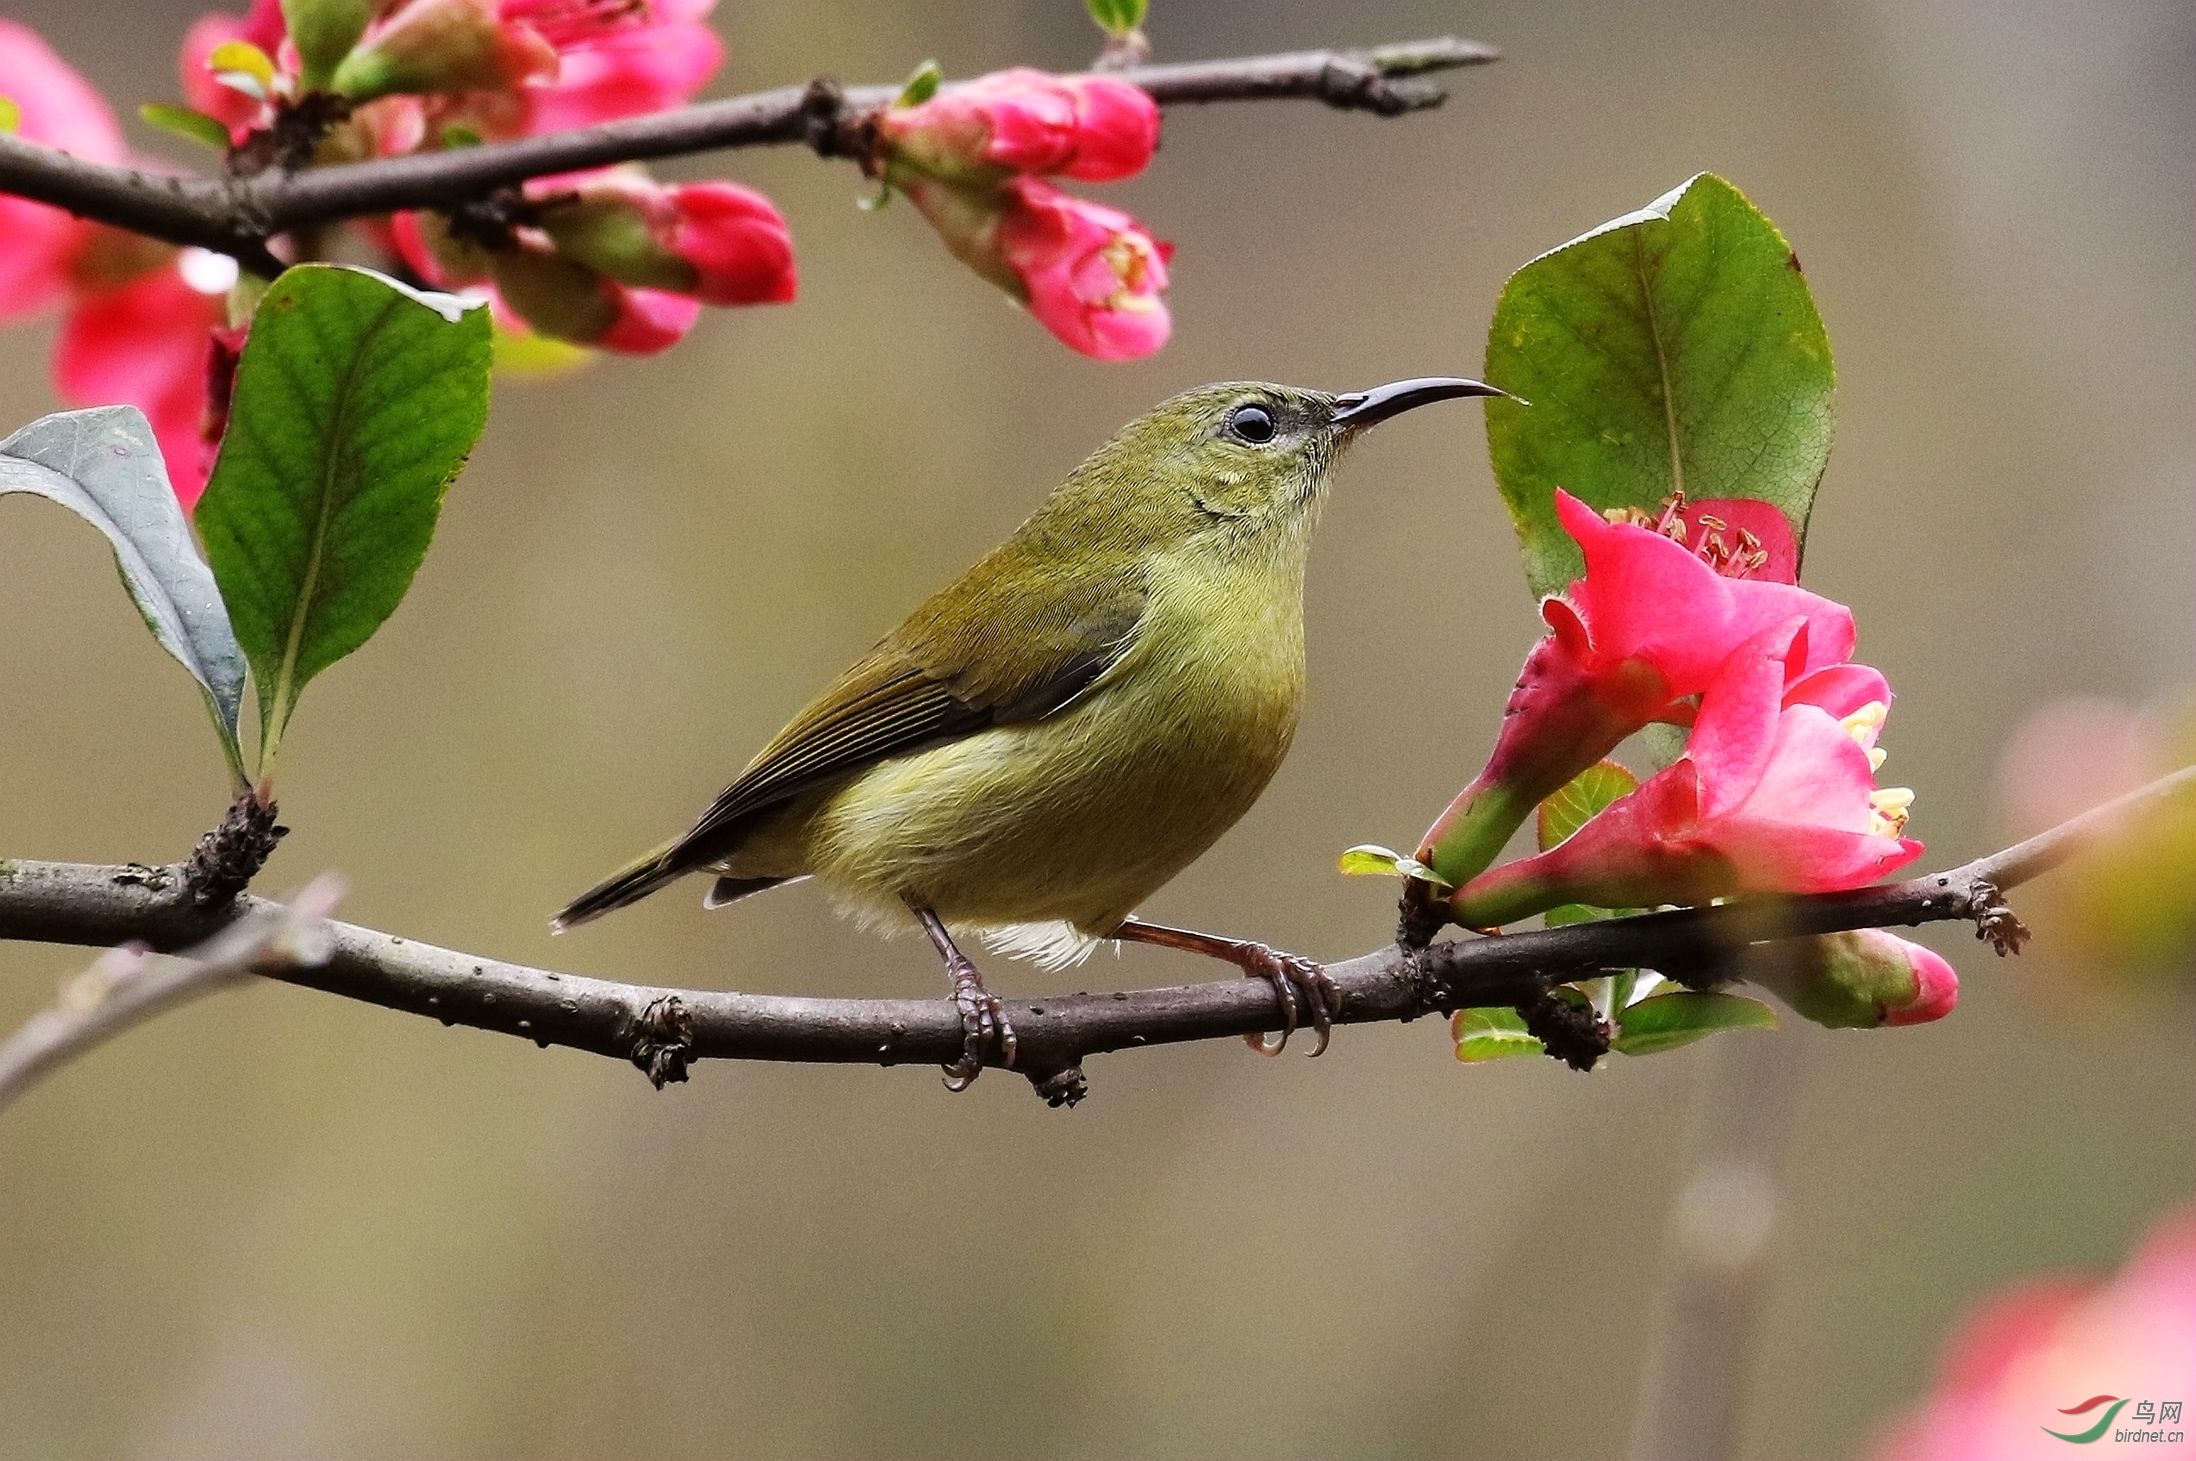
[
  {"x1": 183, "y1": 790, "x2": 287, "y2": 908},
  {"x1": 1968, "y1": 880, "x2": 2031, "y2": 956},
  {"x1": 629, "y1": 994, "x2": 693, "y2": 1087},
  {"x1": 1521, "y1": 988, "x2": 1610, "y2": 1072}
]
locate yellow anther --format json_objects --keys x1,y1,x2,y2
[{"x1": 1841, "y1": 701, "x2": 1889, "y2": 748}]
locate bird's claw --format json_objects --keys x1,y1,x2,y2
[
  {"x1": 1236, "y1": 943, "x2": 1339, "y2": 1058},
  {"x1": 941, "y1": 964, "x2": 1017, "y2": 1091}
]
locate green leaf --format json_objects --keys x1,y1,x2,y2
[
  {"x1": 1611, "y1": 990, "x2": 1776, "y2": 1056},
  {"x1": 895, "y1": 59, "x2": 942, "y2": 108},
  {"x1": 1451, "y1": 1007, "x2": 1544, "y2": 1063},
  {"x1": 139, "y1": 102, "x2": 233, "y2": 152},
  {"x1": 1484, "y1": 173, "x2": 1834, "y2": 597},
  {"x1": 1536, "y1": 758, "x2": 1640, "y2": 851},
  {"x1": 1084, "y1": 0, "x2": 1148, "y2": 37},
  {"x1": 0, "y1": 407, "x2": 248, "y2": 781},
  {"x1": 1336, "y1": 843, "x2": 1452, "y2": 888},
  {"x1": 196, "y1": 264, "x2": 489, "y2": 769}
]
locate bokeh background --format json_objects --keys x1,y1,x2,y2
[{"x1": 2, "y1": 1, "x2": 2190, "y2": 1456}]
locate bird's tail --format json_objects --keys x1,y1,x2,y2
[{"x1": 552, "y1": 842, "x2": 687, "y2": 932}]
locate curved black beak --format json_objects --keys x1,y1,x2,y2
[{"x1": 1329, "y1": 376, "x2": 1518, "y2": 432}]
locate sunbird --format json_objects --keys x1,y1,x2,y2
[{"x1": 556, "y1": 378, "x2": 1505, "y2": 1086}]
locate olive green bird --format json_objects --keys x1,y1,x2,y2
[{"x1": 555, "y1": 378, "x2": 1505, "y2": 1086}]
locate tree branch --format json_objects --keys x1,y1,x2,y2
[
  {"x1": 0, "y1": 768, "x2": 2185, "y2": 1106},
  {"x1": 0, "y1": 873, "x2": 341, "y2": 1111},
  {"x1": 0, "y1": 37, "x2": 1499, "y2": 261}
]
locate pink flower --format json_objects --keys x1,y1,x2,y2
[
  {"x1": 395, "y1": 168, "x2": 788, "y2": 352},
  {"x1": 995, "y1": 179, "x2": 1171, "y2": 360},
  {"x1": 1752, "y1": 928, "x2": 1959, "y2": 1027},
  {"x1": 331, "y1": 0, "x2": 559, "y2": 101},
  {"x1": 1417, "y1": 489, "x2": 1852, "y2": 885},
  {"x1": 0, "y1": 21, "x2": 123, "y2": 320},
  {"x1": 1874, "y1": 1206, "x2": 2196, "y2": 1460},
  {"x1": 536, "y1": 173, "x2": 795, "y2": 305},
  {"x1": 331, "y1": 0, "x2": 719, "y2": 132},
  {"x1": 1449, "y1": 621, "x2": 1923, "y2": 925},
  {"x1": 505, "y1": 0, "x2": 721, "y2": 134},
  {"x1": 0, "y1": 23, "x2": 231, "y2": 506},
  {"x1": 178, "y1": 0, "x2": 289, "y2": 132},
  {"x1": 880, "y1": 68, "x2": 1160, "y2": 184},
  {"x1": 55, "y1": 264, "x2": 231, "y2": 508}
]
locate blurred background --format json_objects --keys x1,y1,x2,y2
[{"x1": 2, "y1": 0, "x2": 2190, "y2": 1456}]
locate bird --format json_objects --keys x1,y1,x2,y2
[{"x1": 555, "y1": 377, "x2": 1506, "y2": 1087}]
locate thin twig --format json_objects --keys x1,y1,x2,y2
[
  {"x1": 0, "y1": 769, "x2": 2184, "y2": 1105},
  {"x1": 0, "y1": 874, "x2": 342, "y2": 1112},
  {"x1": 0, "y1": 37, "x2": 1499, "y2": 261}
]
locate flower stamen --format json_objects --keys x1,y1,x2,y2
[{"x1": 1869, "y1": 785, "x2": 1916, "y2": 837}]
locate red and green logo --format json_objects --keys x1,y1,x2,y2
[{"x1": 2045, "y1": 1396, "x2": 2130, "y2": 1444}]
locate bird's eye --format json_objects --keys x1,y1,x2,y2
[{"x1": 1227, "y1": 404, "x2": 1278, "y2": 444}]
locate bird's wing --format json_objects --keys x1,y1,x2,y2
[{"x1": 663, "y1": 558, "x2": 1149, "y2": 865}]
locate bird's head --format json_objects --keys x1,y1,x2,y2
[{"x1": 1056, "y1": 377, "x2": 1512, "y2": 552}]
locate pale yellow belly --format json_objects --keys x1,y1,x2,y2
[{"x1": 722, "y1": 640, "x2": 1301, "y2": 940}]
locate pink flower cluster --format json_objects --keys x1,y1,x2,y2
[
  {"x1": 1, "y1": 22, "x2": 232, "y2": 505},
  {"x1": 1419, "y1": 489, "x2": 1952, "y2": 1023},
  {"x1": 1875, "y1": 1205, "x2": 2196, "y2": 1460},
  {"x1": 0, "y1": 0, "x2": 787, "y2": 506},
  {"x1": 877, "y1": 69, "x2": 1171, "y2": 360}
]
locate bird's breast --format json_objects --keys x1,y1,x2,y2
[{"x1": 791, "y1": 547, "x2": 1309, "y2": 934}]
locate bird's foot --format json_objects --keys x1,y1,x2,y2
[
  {"x1": 1109, "y1": 918, "x2": 1341, "y2": 1059},
  {"x1": 941, "y1": 960, "x2": 1018, "y2": 1092},
  {"x1": 1232, "y1": 942, "x2": 1340, "y2": 1058}
]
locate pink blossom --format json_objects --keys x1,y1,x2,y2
[
  {"x1": 506, "y1": 0, "x2": 722, "y2": 134},
  {"x1": 594, "y1": 284, "x2": 700, "y2": 353},
  {"x1": 1753, "y1": 928, "x2": 1959, "y2": 1027},
  {"x1": 178, "y1": 0, "x2": 289, "y2": 132},
  {"x1": 1418, "y1": 490, "x2": 1852, "y2": 885},
  {"x1": 880, "y1": 68, "x2": 1160, "y2": 183},
  {"x1": 0, "y1": 23, "x2": 230, "y2": 505},
  {"x1": 1875, "y1": 1206, "x2": 2196, "y2": 1460},
  {"x1": 0, "y1": 21, "x2": 123, "y2": 320},
  {"x1": 536, "y1": 173, "x2": 795, "y2": 305},
  {"x1": 994, "y1": 179, "x2": 1171, "y2": 360},
  {"x1": 1448, "y1": 621, "x2": 1922, "y2": 924},
  {"x1": 55, "y1": 260, "x2": 230, "y2": 509},
  {"x1": 331, "y1": 0, "x2": 559, "y2": 101},
  {"x1": 470, "y1": 239, "x2": 701, "y2": 354}
]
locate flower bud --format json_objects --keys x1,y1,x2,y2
[
  {"x1": 879, "y1": 67, "x2": 1159, "y2": 184},
  {"x1": 1750, "y1": 928, "x2": 1959, "y2": 1028},
  {"x1": 535, "y1": 174, "x2": 795, "y2": 306},
  {"x1": 329, "y1": 0, "x2": 555, "y2": 101},
  {"x1": 994, "y1": 178, "x2": 1169, "y2": 359},
  {"x1": 281, "y1": 0, "x2": 375, "y2": 87},
  {"x1": 488, "y1": 246, "x2": 697, "y2": 354}
]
